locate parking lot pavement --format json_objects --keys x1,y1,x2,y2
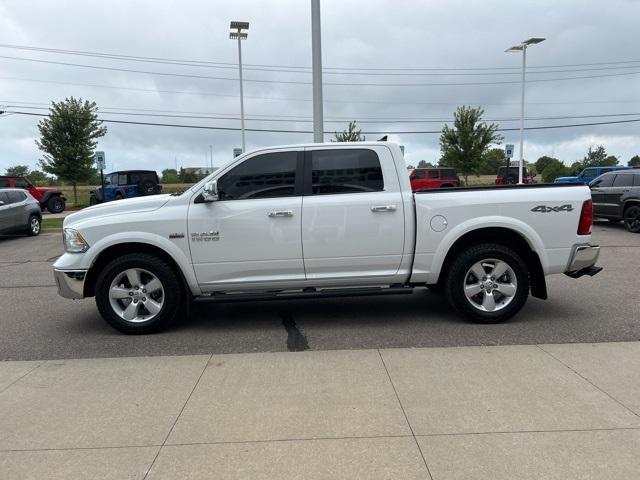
[
  {"x1": 0, "y1": 221, "x2": 639, "y2": 361},
  {"x1": 1, "y1": 343, "x2": 640, "y2": 479}
]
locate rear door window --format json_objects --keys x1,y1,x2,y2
[
  {"x1": 6, "y1": 191, "x2": 25, "y2": 203},
  {"x1": 441, "y1": 169, "x2": 457, "y2": 179},
  {"x1": 591, "y1": 175, "x2": 615, "y2": 188},
  {"x1": 613, "y1": 174, "x2": 634, "y2": 187},
  {"x1": 635, "y1": 175, "x2": 640, "y2": 187},
  {"x1": 428, "y1": 170, "x2": 439, "y2": 178},
  {"x1": 14, "y1": 178, "x2": 29, "y2": 188},
  {"x1": 310, "y1": 149, "x2": 383, "y2": 195},
  {"x1": 0, "y1": 192, "x2": 9, "y2": 204}
]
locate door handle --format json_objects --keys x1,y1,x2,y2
[
  {"x1": 268, "y1": 210, "x2": 294, "y2": 217},
  {"x1": 371, "y1": 205, "x2": 397, "y2": 212}
]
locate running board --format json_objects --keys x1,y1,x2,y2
[{"x1": 194, "y1": 286, "x2": 414, "y2": 304}]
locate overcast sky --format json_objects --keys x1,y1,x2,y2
[{"x1": 1, "y1": 0, "x2": 639, "y2": 175}]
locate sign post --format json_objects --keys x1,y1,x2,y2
[
  {"x1": 504, "y1": 144, "x2": 514, "y2": 169},
  {"x1": 95, "y1": 151, "x2": 106, "y2": 195}
]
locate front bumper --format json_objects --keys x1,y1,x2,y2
[
  {"x1": 565, "y1": 244, "x2": 602, "y2": 278},
  {"x1": 54, "y1": 269, "x2": 87, "y2": 299}
]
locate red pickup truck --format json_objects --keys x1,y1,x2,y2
[
  {"x1": 0, "y1": 176, "x2": 66, "y2": 213},
  {"x1": 409, "y1": 167, "x2": 460, "y2": 191}
]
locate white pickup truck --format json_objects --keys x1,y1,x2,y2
[{"x1": 54, "y1": 142, "x2": 601, "y2": 334}]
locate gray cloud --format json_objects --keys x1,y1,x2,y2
[{"x1": 1, "y1": 0, "x2": 639, "y2": 175}]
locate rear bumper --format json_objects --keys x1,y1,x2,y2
[
  {"x1": 565, "y1": 244, "x2": 602, "y2": 278},
  {"x1": 53, "y1": 269, "x2": 87, "y2": 299}
]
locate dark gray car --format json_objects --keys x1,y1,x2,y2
[
  {"x1": 0, "y1": 188, "x2": 42, "y2": 236},
  {"x1": 590, "y1": 169, "x2": 640, "y2": 233}
]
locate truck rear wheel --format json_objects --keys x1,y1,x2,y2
[
  {"x1": 95, "y1": 253, "x2": 183, "y2": 334},
  {"x1": 444, "y1": 243, "x2": 529, "y2": 323}
]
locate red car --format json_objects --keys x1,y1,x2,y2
[
  {"x1": 495, "y1": 166, "x2": 534, "y2": 185},
  {"x1": 0, "y1": 176, "x2": 66, "y2": 213},
  {"x1": 409, "y1": 168, "x2": 460, "y2": 191}
]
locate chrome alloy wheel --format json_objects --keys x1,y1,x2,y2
[
  {"x1": 108, "y1": 268, "x2": 164, "y2": 323},
  {"x1": 30, "y1": 217, "x2": 40, "y2": 235},
  {"x1": 463, "y1": 258, "x2": 518, "y2": 312}
]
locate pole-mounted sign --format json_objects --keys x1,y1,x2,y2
[
  {"x1": 95, "y1": 151, "x2": 106, "y2": 194},
  {"x1": 505, "y1": 144, "x2": 515, "y2": 159}
]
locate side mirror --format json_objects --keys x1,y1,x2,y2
[
  {"x1": 0, "y1": 201, "x2": 4, "y2": 206},
  {"x1": 202, "y1": 180, "x2": 219, "y2": 202}
]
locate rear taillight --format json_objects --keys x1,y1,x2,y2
[{"x1": 577, "y1": 200, "x2": 593, "y2": 235}]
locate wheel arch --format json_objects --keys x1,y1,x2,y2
[
  {"x1": 623, "y1": 199, "x2": 640, "y2": 215},
  {"x1": 436, "y1": 227, "x2": 547, "y2": 300},
  {"x1": 83, "y1": 242, "x2": 195, "y2": 298}
]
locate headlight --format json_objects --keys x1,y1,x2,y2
[{"x1": 63, "y1": 228, "x2": 90, "y2": 253}]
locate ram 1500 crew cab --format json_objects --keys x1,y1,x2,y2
[{"x1": 53, "y1": 142, "x2": 601, "y2": 334}]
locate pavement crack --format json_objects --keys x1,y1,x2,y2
[{"x1": 280, "y1": 311, "x2": 309, "y2": 352}]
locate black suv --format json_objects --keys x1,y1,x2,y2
[
  {"x1": 89, "y1": 170, "x2": 161, "y2": 205},
  {"x1": 590, "y1": 169, "x2": 640, "y2": 232}
]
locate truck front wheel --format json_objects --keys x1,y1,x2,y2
[
  {"x1": 444, "y1": 243, "x2": 529, "y2": 323},
  {"x1": 95, "y1": 253, "x2": 183, "y2": 334}
]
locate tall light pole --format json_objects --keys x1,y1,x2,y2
[
  {"x1": 230, "y1": 21, "x2": 249, "y2": 153},
  {"x1": 311, "y1": 0, "x2": 324, "y2": 143},
  {"x1": 209, "y1": 144, "x2": 213, "y2": 171},
  {"x1": 505, "y1": 37, "x2": 545, "y2": 184}
]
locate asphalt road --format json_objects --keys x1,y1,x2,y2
[{"x1": 1, "y1": 221, "x2": 639, "y2": 361}]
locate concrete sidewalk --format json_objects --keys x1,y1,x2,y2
[{"x1": 1, "y1": 342, "x2": 640, "y2": 479}]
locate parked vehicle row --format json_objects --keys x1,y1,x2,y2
[
  {"x1": 90, "y1": 170, "x2": 162, "y2": 205},
  {"x1": 0, "y1": 176, "x2": 66, "y2": 213},
  {"x1": 54, "y1": 142, "x2": 600, "y2": 334},
  {"x1": 555, "y1": 165, "x2": 630, "y2": 185},
  {"x1": 589, "y1": 169, "x2": 640, "y2": 232},
  {"x1": 409, "y1": 167, "x2": 460, "y2": 190},
  {"x1": 0, "y1": 188, "x2": 42, "y2": 236}
]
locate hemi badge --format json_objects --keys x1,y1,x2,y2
[{"x1": 169, "y1": 233, "x2": 185, "y2": 239}]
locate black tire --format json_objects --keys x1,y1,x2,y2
[
  {"x1": 89, "y1": 194, "x2": 98, "y2": 206},
  {"x1": 138, "y1": 179, "x2": 157, "y2": 196},
  {"x1": 95, "y1": 253, "x2": 184, "y2": 334},
  {"x1": 46, "y1": 196, "x2": 65, "y2": 214},
  {"x1": 505, "y1": 176, "x2": 517, "y2": 185},
  {"x1": 623, "y1": 206, "x2": 640, "y2": 233},
  {"x1": 444, "y1": 243, "x2": 529, "y2": 323},
  {"x1": 115, "y1": 192, "x2": 124, "y2": 200},
  {"x1": 440, "y1": 184, "x2": 454, "y2": 188},
  {"x1": 26, "y1": 215, "x2": 41, "y2": 236}
]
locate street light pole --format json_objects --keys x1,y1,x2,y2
[
  {"x1": 506, "y1": 37, "x2": 545, "y2": 184},
  {"x1": 311, "y1": 0, "x2": 324, "y2": 143},
  {"x1": 230, "y1": 21, "x2": 249, "y2": 153},
  {"x1": 518, "y1": 45, "x2": 527, "y2": 185}
]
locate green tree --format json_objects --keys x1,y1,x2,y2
[
  {"x1": 334, "y1": 121, "x2": 365, "y2": 142},
  {"x1": 628, "y1": 155, "x2": 640, "y2": 167},
  {"x1": 582, "y1": 145, "x2": 618, "y2": 168},
  {"x1": 541, "y1": 158, "x2": 570, "y2": 183},
  {"x1": 406, "y1": 164, "x2": 415, "y2": 170},
  {"x1": 439, "y1": 106, "x2": 503, "y2": 185},
  {"x1": 535, "y1": 156, "x2": 560, "y2": 174},
  {"x1": 417, "y1": 160, "x2": 435, "y2": 168},
  {"x1": 161, "y1": 168, "x2": 180, "y2": 184},
  {"x1": 479, "y1": 148, "x2": 507, "y2": 175},
  {"x1": 35, "y1": 97, "x2": 107, "y2": 204},
  {"x1": 4, "y1": 165, "x2": 30, "y2": 177}
]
